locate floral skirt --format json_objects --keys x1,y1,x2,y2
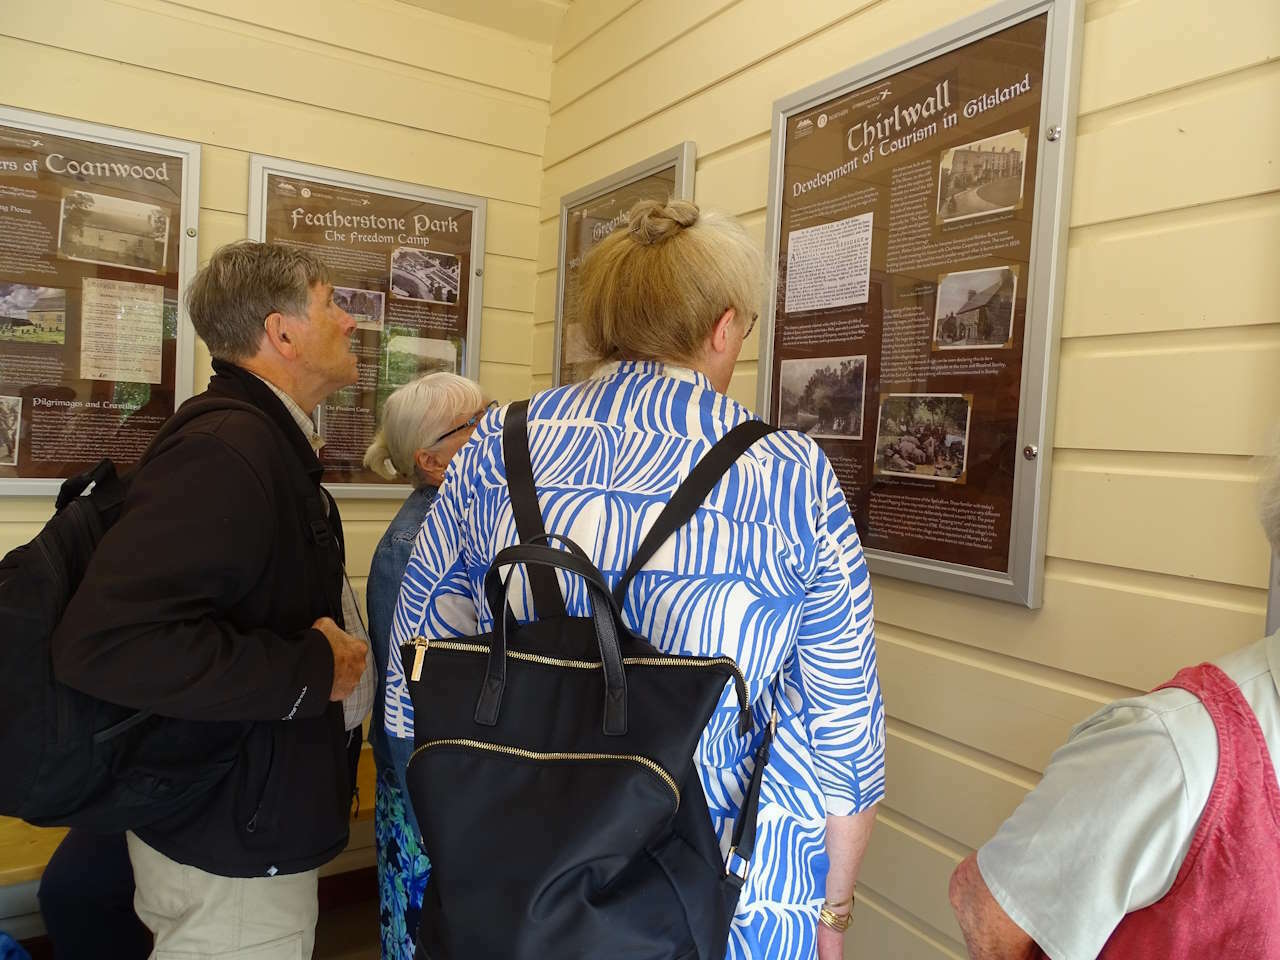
[{"x1": 374, "y1": 768, "x2": 432, "y2": 959}]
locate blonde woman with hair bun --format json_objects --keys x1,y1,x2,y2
[
  {"x1": 386, "y1": 200, "x2": 884, "y2": 960},
  {"x1": 362, "y1": 371, "x2": 490, "y2": 959}
]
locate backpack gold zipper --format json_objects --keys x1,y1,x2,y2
[
  {"x1": 410, "y1": 636, "x2": 430, "y2": 681},
  {"x1": 411, "y1": 738, "x2": 681, "y2": 806},
  {"x1": 419, "y1": 638, "x2": 751, "y2": 709}
]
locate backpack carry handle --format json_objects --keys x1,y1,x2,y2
[
  {"x1": 523, "y1": 533, "x2": 591, "y2": 561},
  {"x1": 480, "y1": 542, "x2": 628, "y2": 736},
  {"x1": 56, "y1": 459, "x2": 118, "y2": 511}
]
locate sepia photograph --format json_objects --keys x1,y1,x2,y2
[
  {"x1": 390, "y1": 248, "x2": 461, "y2": 305},
  {"x1": 874, "y1": 393, "x2": 972, "y2": 483},
  {"x1": 933, "y1": 266, "x2": 1017, "y2": 350},
  {"x1": 58, "y1": 190, "x2": 170, "y2": 273},
  {"x1": 381, "y1": 326, "x2": 458, "y2": 383},
  {"x1": 333, "y1": 286, "x2": 386, "y2": 332},
  {"x1": 777, "y1": 354, "x2": 868, "y2": 440},
  {"x1": 937, "y1": 128, "x2": 1029, "y2": 223},
  {"x1": 0, "y1": 284, "x2": 66, "y2": 345},
  {"x1": 0, "y1": 396, "x2": 21, "y2": 467}
]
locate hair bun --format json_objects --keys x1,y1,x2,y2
[{"x1": 628, "y1": 199, "x2": 699, "y2": 245}]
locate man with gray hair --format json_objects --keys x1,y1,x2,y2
[
  {"x1": 53, "y1": 241, "x2": 371, "y2": 958},
  {"x1": 949, "y1": 447, "x2": 1280, "y2": 958}
]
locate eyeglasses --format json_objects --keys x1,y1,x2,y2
[
  {"x1": 744, "y1": 312, "x2": 758, "y2": 339},
  {"x1": 429, "y1": 400, "x2": 497, "y2": 447}
]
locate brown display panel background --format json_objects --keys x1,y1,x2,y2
[
  {"x1": 769, "y1": 16, "x2": 1048, "y2": 573},
  {"x1": 263, "y1": 173, "x2": 475, "y2": 487},
  {"x1": 0, "y1": 122, "x2": 186, "y2": 480}
]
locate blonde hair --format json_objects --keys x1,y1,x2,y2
[
  {"x1": 1261, "y1": 428, "x2": 1280, "y2": 553},
  {"x1": 576, "y1": 199, "x2": 763, "y2": 364},
  {"x1": 363, "y1": 373, "x2": 486, "y2": 485}
]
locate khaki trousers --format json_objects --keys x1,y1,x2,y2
[{"x1": 126, "y1": 832, "x2": 320, "y2": 960}]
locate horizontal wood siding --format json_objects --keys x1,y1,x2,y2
[{"x1": 537, "y1": 0, "x2": 1278, "y2": 951}]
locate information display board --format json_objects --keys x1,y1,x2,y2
[
  {"x1": 554, "y1": 143, "x2": 695, "y2": 386},
  {"x1": 250, "y1": 156, "x2": 485, "y2": 496},
  {"x1": 0, "y1": 107, "x2": 199, "y2": 494},
  {"x1": 760, "y1": 0, "x2": 1083, "y2": 606}
]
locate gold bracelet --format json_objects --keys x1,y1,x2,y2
[{"x1": 818, "y1": 905, "x2": 852, "y2": 933}]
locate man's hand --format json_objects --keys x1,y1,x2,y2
[{"x1": 314, "y1": 617, "x2": 368, "y2": 701}]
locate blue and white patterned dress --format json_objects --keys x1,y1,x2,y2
[{"x1": 386, "y1": 360, "x2": 885, "y2": 959}]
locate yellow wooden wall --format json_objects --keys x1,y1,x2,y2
[
  {"x1": 534, "y1": 1, "x2": 1280, "y2": 956},
  {"x1": 0, "y1": 0, "x2": 550, "y2": 592},
  {"x1": 0, "y1": 0, "x2": 1277, "y2": 951}
]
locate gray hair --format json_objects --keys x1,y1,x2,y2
[
  {"x1": 1262, "y1": 430, "x2": 1280, "y2": 553},
  {"x1": 187, "y1": 241, "x2": 330, "y2": 361},
  {"x1": 363, "y1": 373, "x2": 486, "y2": 485}
]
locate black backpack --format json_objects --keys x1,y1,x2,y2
[
  {"x1": 402, "y1": 400, "x2": 779, "y2": 960},
  {"x1": 0, "y1": 397, "x2": 271, "y2": 831}
]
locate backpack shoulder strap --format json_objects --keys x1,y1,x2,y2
[
  {"x1": 502, "y1": 399, "x2": 565, "y2": 619},
  {"x1": 142, "y1": 397, "x2": 274, "y2": 464},
  {"x1": 54, "y1": 399, "x2": 274, "y2": 513},
  {"x1": 612, "y1": 419, "x2": 776, "y2": 609}
]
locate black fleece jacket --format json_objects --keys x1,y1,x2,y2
[{"x1": 53, "y1": 361, "x2": 353, "y2": 877}]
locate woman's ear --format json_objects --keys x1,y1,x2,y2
[
  {"x1": 416, "y1": 448, "x2": 445, "y2": 485},
  {"x1": 709, "y1": 307, "x2": 737, "y2": 355}
]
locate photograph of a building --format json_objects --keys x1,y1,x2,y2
[
  {"x1": 937, "y1": 128, "x2": 1028, "y2": 223},
  {"x1": 390, "y1": 248, "x2": 461, "y2": 305},
  {"x1": 333, "y1": 286, "x2": 386, "y2": 331},
  {"x1": 58, "y1": 191, "x2": 170, "y2": 273},
  {"x1": 933, "y1": 266, "x2": 1017, "y2": 350},
  {"x1": 874, "y1": 393, "x2": 972, "y2": 483},
  {"x1": 0, "y1": 284, "x2": 67, "y2": 344},
  {"x1": 777, "y1": 354, "x2": 867, "y2": 440}
]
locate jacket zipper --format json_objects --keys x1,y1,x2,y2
[
  {"x1": 410, "y1": 737, "x2": 681, "y2": 807},
  {"x1": 245, "y1": 732, "x2": 277, "y2": 833},
  {"x1": 411, "y1": 637, "x2": 751, "y2": 712}
]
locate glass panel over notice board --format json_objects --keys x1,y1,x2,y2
[
  {"x1": 554, "y1": 143, "x2": 695, "y2": 386},
  {"x1": 249, "y1": 156, "x2": 486, "y2": 496},
  {"x1": 759, "y1": 0, "x2": 1084, "y2": 607},
  {"x1": 0, "y1": 107, "x2": 200, "y2": 494}
]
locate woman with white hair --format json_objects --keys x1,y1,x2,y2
[{"x1": 363, "y1": 372, "x2": 491, "y2": 959}]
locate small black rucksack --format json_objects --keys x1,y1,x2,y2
[
  {"x1": 0, "y1": 397, "x2": 269, "y2": 831},
  {"x1": 402, "y1": 400, "x2": 779, "y2": 960}
]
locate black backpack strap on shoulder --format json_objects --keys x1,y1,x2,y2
[
  {"x1": 142, "y1": 397, "x2": 273, "y2": 464},
  {"x1": 502, "y1": 400, "x2": 565, "y2": 620},
  {"x1": 725, "y1": 673, "x2": 783, "y2": 888},
  {"x1": 612, "y1": 419, "x2": 775, "y2": 610}
]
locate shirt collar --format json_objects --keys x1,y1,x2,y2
[
  {"x1": 594, "y1": 359, "x2": 715, "y2": 393},
  {"x1": 249, "y1": 373, "x2": 325, "y2": 452}
]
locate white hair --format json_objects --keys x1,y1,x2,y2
[
  {"x1": 362, "y1": 372, "x2": 485, "y2": 485},
  {"x1": 1261, "y1": 429, "x2": 1280, "y2": 553}
]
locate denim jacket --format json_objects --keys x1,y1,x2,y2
[{"x1": 366, "y1": 485, "x2": 436, "y2": 837}]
